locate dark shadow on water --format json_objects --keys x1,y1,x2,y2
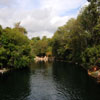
[
  {"x1": 0, "y1": 68, "x2": 31, "y2": 100},
  {"x1": 52, "y1": 61, "x2": 100, "y2": 100}
]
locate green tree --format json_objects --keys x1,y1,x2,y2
[{"x1": 0, "y1": 25, "x2": 32, "y2": 69}]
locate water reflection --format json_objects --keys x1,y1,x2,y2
[
  {"x1": 29, "y1": 62, "x2": 57, "y2": 100},
  {"x1": 52, "y1": 61, "x2": 100, "y2": 100},
  {"x1": 0, "y1": 62, "x2": 100, "y2": 100}
]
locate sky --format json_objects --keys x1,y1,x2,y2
[{"x1": 0, "y1": 0, "x2": 88, "y2": 38}]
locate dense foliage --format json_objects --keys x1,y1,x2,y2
[
  {"x1": 52, "y1": 0, "x2": 100, "y2": 69},
  {"x1": 30, "y1": 36, "x2": 52, "y2": 57},
  {"x1": 0, "y1": 24, "x2": 32, "y2": 69}
]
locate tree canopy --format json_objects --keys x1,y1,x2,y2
[
  {"x1": 51, "y1": 0, "x2": 100, "y2": 69},
  {"x1": 0, "y1": 25, "x2": 32, "y2": 69}
]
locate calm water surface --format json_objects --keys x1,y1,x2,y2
[{"x1": 0, "y1": 61, "x2": 100, "y2": 100}]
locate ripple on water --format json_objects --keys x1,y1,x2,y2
[{"x1": 0, "y1": 62, "x2": 100, "y2": 100}]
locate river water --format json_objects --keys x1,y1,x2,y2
[{"x1": 0, "y1": 61, "x2": 100, "y2": 100}]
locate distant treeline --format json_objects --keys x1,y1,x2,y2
[{"x1": 0, "y1": 0, "x2": 100, "y2": 69}]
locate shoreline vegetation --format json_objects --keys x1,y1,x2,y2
[{"x1": 0, "y1": 0, "x2": 100, "y2": 84}]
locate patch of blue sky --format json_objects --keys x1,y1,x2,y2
[
  {"x1": 32, "y1": 0, "x2": 41, "y2": 8},
  {"x1": 60, "y1": 0, "x2": 87, "y2": 17},
  {"x1": 25, "y1": 0, "x2": 41, "y2": 10},
  {"x1": 0, "y1": 5, "x2": 4, "y2": 8},
  {"x1": 60, "y1": 7, "x2": 80, "y2": 17}
]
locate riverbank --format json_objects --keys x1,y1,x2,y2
[
  {"x1": 88, "y1": 67, "x2": 100, "y2": 83},
  {"x1": 34, "y1": 56, "x2": 48, "y2": 62},
  {"x1": 34, "y1": 56, "x2": 54, "y2": 62},
  {"x1": 0, "y1": 68, "x2": 9, "y2": 74}
]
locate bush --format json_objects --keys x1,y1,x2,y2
[
  {"x1": 0, "y1": 27, "x2": 32, "y2": 69},
  {"x1": 81, "y1": 45, "x2": 100, "y2": 69}
]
